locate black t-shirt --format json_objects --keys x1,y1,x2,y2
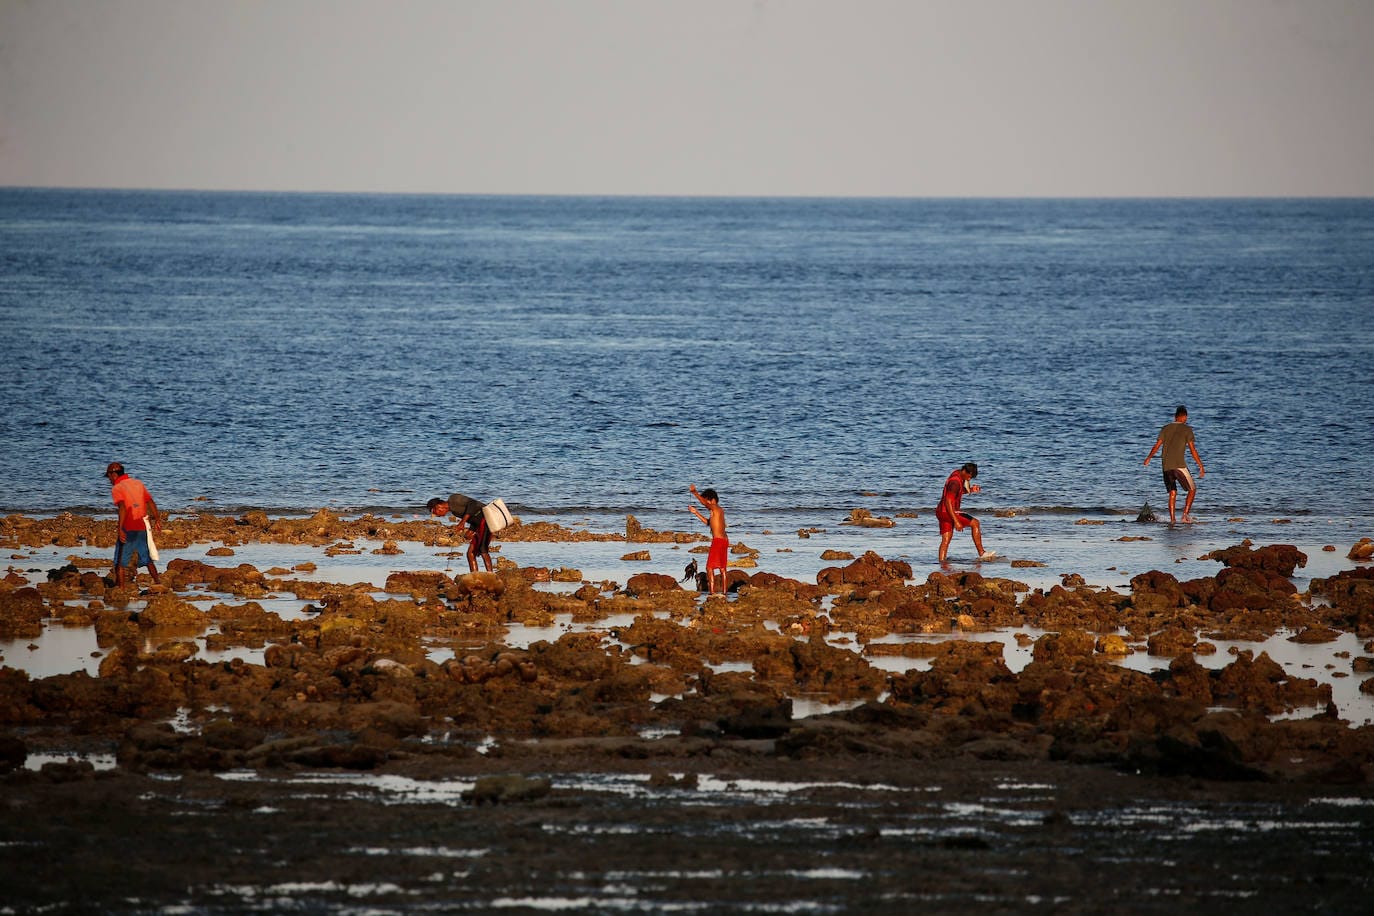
[{"x1": 448, "y1": 492, "x2": 485, "y2": 528}]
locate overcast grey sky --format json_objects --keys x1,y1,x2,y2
[{"x1": 2, "y1": 0, "x2": 1371, "y2": 196}]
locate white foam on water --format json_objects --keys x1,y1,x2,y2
[
  {"x1": 207, "y1": 881, "x2": 410, "y2": 899},
  {"x1": 790, "y1": 695, "x2": 869, "y2": 719},
  {"x1": 487, "y1": 897, "x2": 706, "y2": 912},
  {"x1": 167, "y1": 707, "x2": 197, "y2": 734},
  {"x1": 636, "y1": 725, "x2": 680, "y2": 739},
  {"x1": 24, "y1": 752, "x2": 117, "y2": 771},
  {"x1": 215, "y1": 770, "x2": 477, "y2": 805},
  {"x1": 598, "y1": 870, "x2": 726, "y2": 881},
  {"x1": 782, "y1": 868, "x2": 865, "y2": 880},
  {"x1": 1310, "y1": 797, "x2": 1374, "y2": 807},
  {"x1": 693, "y1": 775, "x2": 911, "y2": 796},
  {"x1": 347, "y1": 845, "x2": 489, "y2": 858},
  {"x1": 1177, "y1": 818, "x2": 1354, "y2": 834}
]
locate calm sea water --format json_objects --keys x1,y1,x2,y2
[{"x1": 2, "y1": 190, "x2": 1372, "y2": 539}]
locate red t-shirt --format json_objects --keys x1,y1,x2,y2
[
  {"x1": 111, "y1": 475, "x2": 153, "y2": 531},
  {"x1": 936, "y1": 471, "x2": 965, "y2": 520}
]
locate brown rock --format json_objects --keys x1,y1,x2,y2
[
  {"x1": 625, "y1": 573, "x2": 680, "y2": 597},
  {"x1": 625, "y1": 515, "x2": 700, "y2": 544},
  {"x1": 817, "y1": 551, "x2": 912, "y2": 590},
  {"x1": 1130, "y1": 570, "x2": 1187, "y2": 612},
  {"x1": 148, "y1": 640, "x2": 198, "y2": 664},
  {"x1": 1033, "y1": 630, "x2": 1097, "y2": 663},
  {"x1": 1309, "y1": 566, "x2": 1374, "y2": 631},
  {"x1": 0, "y1": 734, "x2": 26, "y2": 773},
  {"x1": 97, "y1": 644, "x2": 138, "y2": 677},
  {"x1": 453, "y1": 572, "x2": 505, "y2": 597},
  {"x1": 1205, "y1": 542, "x2": 1307, "y2": 578},
  {"x1": 1147, "y1": 627, "x2": 1197, "y2": 657},
  {"x1": 1289, "y1": 625, "x2": 1341, "y2": 644},
  {"x1": 140, "y1": 594, "x2": 209, "y2": 628},
  {"x1": 888, "y1": 640, "x2": 1015, "y2": 716},
  {"x1": 842, "y1": 509, "x2": 895, "y2": 528},
  {"x1": 464, "y1": 774, "x2": 553, "y2": 804},
  {"x1": 0, "y1": 586, "x2": 44, "y2": 639},
  {"x1": 383, "y1": 570, "x2": 451, "y2": 595},
  {"x1": 1096, "y1": 634, "x2": 1130, "y2": 656}
]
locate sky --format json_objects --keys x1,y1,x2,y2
[{"x1": 1, "y1": 0, "x2": 1372, "y2": 197}]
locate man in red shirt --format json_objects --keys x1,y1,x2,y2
[
  {"x1": 105, "y1": 462, "x2": 162, "y2": 587},
  {"x1": 936, "y1": 462, "x2": 995, "y2": 565}
]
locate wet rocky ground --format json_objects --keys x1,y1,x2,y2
[
  {"x1": 2, "y1": 512, "x2": 1373, "y2": 912},
  {"x1": 5, "y1": 754, "x2": 1373, "y2": 913}
]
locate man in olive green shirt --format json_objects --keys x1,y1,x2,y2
[
  {"x1": 426, "y1": 492, "x2": 493, "y2": 573},
  {"x1": 1143, "y1": 405, "x2": 1206, "y2": 525}
]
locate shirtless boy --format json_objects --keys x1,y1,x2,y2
[{"x1": 688, "y1": 484, "x2": 728, "y2": 594}]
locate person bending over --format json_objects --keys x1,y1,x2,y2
[
  {"x1": 936, "y1": 462, "x2": 994, "y2": 565},
  {"x1": 427, "y1": 492, "x2": 493, "y2": 573}
]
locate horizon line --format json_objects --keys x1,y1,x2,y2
[{"x1": 4, "y1": 184, "x2": 1373, "y2": 202}]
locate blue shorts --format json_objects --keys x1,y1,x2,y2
[{"x1": 114, "y1": 529, "x2": 153, "y2": 567}]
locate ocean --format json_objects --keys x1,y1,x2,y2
[{"x1": 2, "y1": 189, "x2": 1372, "y2": 547}]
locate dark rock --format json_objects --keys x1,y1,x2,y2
[
  {"x1": 624, "y1": 573, "x2": 681, "y2": 597},
  {"x1": 0, "y1": 734, "x2": 26, "y2": 773},
  {"x1": 463, "y1": 774, "x2": 553, "y2": 804}
]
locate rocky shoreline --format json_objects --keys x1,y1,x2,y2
[{"x1": 2, "y1": 512, "x2": 1373, "y2": 910}]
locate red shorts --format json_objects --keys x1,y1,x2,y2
[
  {"x1": 707, "y1": 537, "x2": 729, "y2": 570},
  {"x1": 469, "y1": 517, "x2": 492, "y2": 553},
  {"x1": 937, "y1": 511, "x2": 973, "y2": 536}
]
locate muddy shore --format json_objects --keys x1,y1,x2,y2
[{"x1": 2, "y1": 512, "x2": 1373, "y2": 912}]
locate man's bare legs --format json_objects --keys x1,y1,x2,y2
[
  {"x1": 1181, "y1": 483, "x2": 1198, "y2": 523},
  {"x1": 1167, "y1": 489, "x2": 1178, "y2": 526},
  {"x1": 113, "y1": 561, "x2": 160, "y2": 588},
  {"x1": 968, "y1": 517, "x2": 987, "y2": 557},
  {"x1": 708, "y1": 566, "x2": 725, "y2": 595},
  {"x1": 940, "y1": 519, "x2": 992, "y2": 563}
]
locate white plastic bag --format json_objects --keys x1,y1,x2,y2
[
  {"x1": 482, "y1": 498, "x2": 513, "y2": 533},
  {"x1": 144, "y1": 517, "x2": 160, "y2": 562}
]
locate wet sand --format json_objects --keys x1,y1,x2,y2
[
  {"x1": 2, "y1": 511, "x2": 1373, "y2": 912},
  {"x1": 4, "y1": 755, "x2": 1373, "y2": 913}
]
